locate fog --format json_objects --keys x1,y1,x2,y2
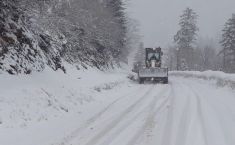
[{"x1": 126, "y1": 0, "x2": 235, "y2": 48}]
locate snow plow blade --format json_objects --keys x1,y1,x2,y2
[{"x1": 138, "y1": 68, "x2": 168, "y2": 84}]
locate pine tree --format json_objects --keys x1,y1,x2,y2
[
  {"x1": 174, "y1": 7, "x2": 199, "y2": 70},
  {"x1": 220, "y1": 14, "x2": 235, "y2": 72},
  {"x1": 106, "y1": 0, "x2": 127, "y2": 63}
]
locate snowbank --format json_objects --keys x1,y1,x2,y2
[
  {"x1": 170, "y1": 71, "x2": 235, "y2": 89},
  {"x1": 0, "y1": 66, "x2": 133, "y2": 145},
  {"x1": 0, "y1": 66, "x2": 127, "y2": 127}
]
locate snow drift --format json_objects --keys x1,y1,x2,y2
[
  {"x1": 0, "y1": 66, "x2": 134, "y2": 145},
  {"x1": 170, "y1": 71, "x2": 235, "y2": 89}
]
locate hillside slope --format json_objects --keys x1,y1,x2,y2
[{"x1": 0, "y1": 0, "x2": 128, "y2": 74}]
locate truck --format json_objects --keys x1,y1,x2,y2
[{"x1": 137, "y1": 47, "x2": 168, "y2": 84}]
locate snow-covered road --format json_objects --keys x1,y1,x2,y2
[
  {"x1": 1, "y1": 71, "x2": 235, "y2": 145},
  {"x1": 58, "y1": 77, "x2": 235, "y2": 145}
]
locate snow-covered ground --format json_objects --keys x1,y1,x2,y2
[
  {"x1": 170, "y1": 71, "x2": 235, "y2": 89},
  {"x1": 0, "y1": 66, "x2": 132, "y2": 145},
  {"x1": 0, "y1": 69, "x2": 235, "y2": 145}
]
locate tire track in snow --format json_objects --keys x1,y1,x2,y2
[
  {"x1": 178, "y1": 79, "x2": 227, "y2": 145},
  {"x1": 55, "y1": 85, "x2": 148, "y2": 145},
  {"x1": 187, "y1": 83, "x2": 228, "y2": 145},
  {"x1": 191, "y1": 82, "x2": 235, "y2": 145},
  {"x1": 175, "y1": 83, "x2": 191, "y2": 145},
  {"x1": 160, "y1": 82, "x2": 178, "y2": 145},
  {"x1": 97, "y1": 103, "x2": 150, "y2": 145},
  {"x1": 127, "y1": 84, "x2": 172, "y2": 145},
  {"x1": 178, "y1": 82, "x2": 208, "y2": 145},
  {"x1": 194, "y1": 90, "x2": 209, "y2": 145},
  {"x1": 83, "y1": 85, "x2": 158, "y2": 145},
  {"x1": 160, "y1": 81, "x2": 203, "y2": 145}
]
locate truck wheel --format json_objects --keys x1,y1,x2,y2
[
  {"x1": 163, "y1": 77, "x2": 168, "y2": 84},
  {"x1": 153, "y1": 79, "x2": 159, "y2": 84},
  {"x1": 139, "y1": 78, "x2": 144, "y2": 84}
]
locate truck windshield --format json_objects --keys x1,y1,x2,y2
[{"x1": 148, "y1": 53, "x2": 160, "y2": 60}]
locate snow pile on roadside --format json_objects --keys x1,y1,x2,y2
[
  {"x1": 0, "y1": 66, "x2": 137, "y2": 145},
  {"x1": 0, "y1": 66, "x2": 128, "y2": 129},
  {"x1": 170, "y1": 71, "x2": 235, "y2": 89}
]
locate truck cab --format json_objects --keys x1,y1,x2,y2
[{"x1": 145, "y1": 47, "x2": 163, "y2": 68}]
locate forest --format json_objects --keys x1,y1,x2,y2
[
  {"x1": 1, "y1": 1, "x2": 235, "y2": 74},
  {"x1": 0, "y1": 0, "x2": 134, "y2": 74},
  {"x1": 134, "y1": 8, "x2": 235, "y2": 73}
]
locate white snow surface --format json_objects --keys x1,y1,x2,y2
[
  {"x1": 0, "y1": 69, "x2": 235, "y2": 145},
  {"x1": 170, "y1": 70, "x2": 235, "y2": 89}
]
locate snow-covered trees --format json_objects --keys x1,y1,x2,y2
[
  {"x1": 105, "y1": 0, "x2": 128, "y2": 63},
  {"x1": 174, "y1": 8, "x2": 199, "y2": 70},
  {"x1": 133, "y1": 42, "x2": 145, "y2": 64},
  {"x1": 0, "y1": 0, "x2": 129, "y2": 74},
  {"x1": 167, "y1": 8, "x2": 221, "y2": 71},
  {"x1": 167, "y1": 38, "x2": 219, "y2": 71},
  {"x1": 125, "y1": 18, "x2": 142, "y2": 65},
  {"x1": 0, "y1": 0, "x2": 55, "y2": 74},
  {"x1": 220, "y1": 14, "x2": 235, "y2": 73}
]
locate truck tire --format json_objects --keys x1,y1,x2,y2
[
  {"x1": 163, "y1": 77, "x2": 168, "y2": 84},
  {"x1": 139, "y1": 78, "x2": 144, "y2": 84}
]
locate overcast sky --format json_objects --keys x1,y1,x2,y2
[{"x1": 126, "y1": 0, "x2": 235, "y2": 48}]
